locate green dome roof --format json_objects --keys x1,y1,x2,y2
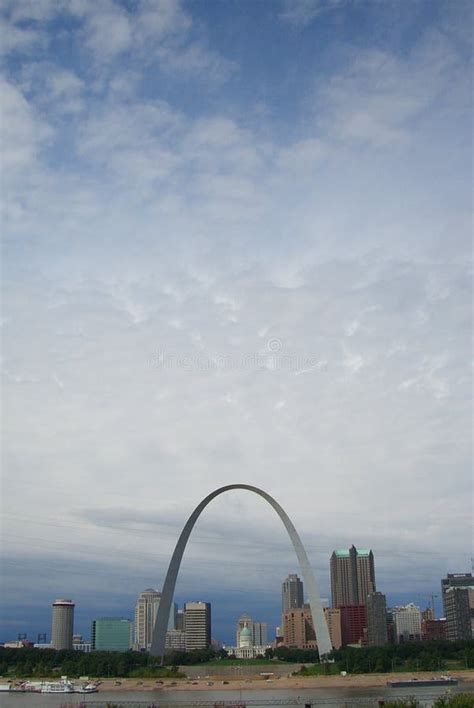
[{"x1": 240, "y1": 627, "x2": 252, "y2": 636}]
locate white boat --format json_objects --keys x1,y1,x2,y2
[
  {"x1": 41, "y1": 677, "x2": 75, "y2": 693},
  {"x1": 22, "y1": 680, "x2": 43, "y2": 692},
  {"x1": 75, "y1": 682, "x2": 99, "y2": 693}
]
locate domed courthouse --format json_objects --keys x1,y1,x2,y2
[{"x1": 223, "y1": 613, "x2": 271, "y2": 659}]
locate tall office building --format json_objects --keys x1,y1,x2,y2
[
  {"x1": 282, "y1": 574, "x2": 304, "y2": 613},
  {"x1": 330, "y1": 546, "x2": 375, "y2": 607},
  {"x1": 51, "y1": 599, "x2": 75, "y2": 650},
  {"x1": 252, "y1": 620, "x2": 268, "y2": 646},
  {"x1": 169, "y1": 602, "x2": 178, "y2": 631},
  {"x1": 165, "y1": 629, "x2": 186, "y2": 651},
  {"x1": 422, "y1": 606, "x2": 435, "y2": 622},
  {"x1": 366, "y1": 592, "x2": 388, "y2": 646},
  {"x1": 339, "y1": 605, "x2": 367, "y2": 646},
  {"x1": 134, "y1": 588, "x2": 161, "y2": 651},
  {"x1": 444, "y1": 586, "x2": 474, "y2": 640},
  {"x1": 282, "y1": 604, "x2": 316, "y2": 649},
  {"x1": 175, "y1": 609, "x2": 185, "y2": 631},
  {"x1": 392, "y1": 603, "x2": 422, "y2": 643},
  {"x1": 184, "y1": 601, "x2": 211, "y2": 651},
  {"x1": 441, "y1": 573, "x2": 473, "y2": 616},
  {"x1": 324, "y1": 608, "x2": 342, "y2": 650},
  {"x1": 91, "y1": 618, "x2": 132, "y2": 652},
  {"x1": 357, "y1": 549, "x2": 376, "y2": 605}
]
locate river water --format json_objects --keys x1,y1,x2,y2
[{"x1": 1, "y1": 684, "x2": 474, "y2": 707}]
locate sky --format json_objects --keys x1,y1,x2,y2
[{"x1": 1, "y1": 0, "x2": 472, "y2": 646}]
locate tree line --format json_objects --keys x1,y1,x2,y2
[
  {"x1": 330, "y1": 640, "x2": 474, "y2": 673},
  {"x1": 0, "y1": 640, "x2": 473, "y2": 678},
  {"x1": 0, "y1": 648, "x2": 179, "y2": 679}
]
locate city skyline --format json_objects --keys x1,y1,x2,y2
[
  {"x1": 3, "y1": 563, "x2": 472, "y2": 648},
  {"x1": 2, "y1": 0, "x2": 471, "y2": 646}
]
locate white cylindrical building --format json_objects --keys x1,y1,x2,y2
[{"x1": 51, "y1": 599, "x2": 75, "y2": 650}]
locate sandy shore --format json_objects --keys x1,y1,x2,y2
[{"x1": 95, "y1": 670, "x2": 474, "y2": 692}]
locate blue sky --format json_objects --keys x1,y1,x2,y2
[{"x1": 1, "y1": 0, "x2": 472, "y2": 645}]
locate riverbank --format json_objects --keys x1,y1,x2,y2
[{"x1": 92, "y1": 670, "x2": 474, "y2": 692}]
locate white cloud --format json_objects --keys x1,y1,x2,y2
[
  {"x1": 77, "y1": 100, "x2": 183, "y2": 187},
  {"x1": 1, "y1": 0, "x2": 234, "y2": 85},
  {"x1": 279, "y1": 0, "x2": 344, "y2": 27},
  {"x1": 157, "y1": 41, "x2": 237, "y2": 82},
  {"x1": 1, "y1": 0, "x2": 471, "y2": 639},
  {"x1": 6, "y1": 0, "x2": 63, "y2": 23},
  {"x1": 20, "y1": 63, "x2": 86, "y2": 115},
  {"x1": 317, "y1": 32, "x2": 460, "y2": 147},
  {"x1": 78, "y1": 1, "x2": 133, "y2": 61},
  {"x1": 276, "y1": 138, "x2": 326, "y2": 172},
  {"x1": 0, "y1": 77, "x2": 52, "y2": 174},
  {"x1": 0, "y1": 18, "x2": 41, "y2": 55}
]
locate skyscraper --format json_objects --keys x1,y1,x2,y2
[
  {"x1": 91, "y1": 618, "x2": 132, "y2": 652},
  {"x1": 366, "y1": 591, "x2": 388, "y2": 646},
  {"x1": 330, "y1": 546, "x2": 375, "y2": 607},
  {"x1": 441, "y1": 573, "x2": 473, "y2": 616},
  {"x1": 184, "y1": 601, "x2": 211, "y2": 651},
  {"x1": 134, "y1": 588, "x2": 161, "y2": 651},
  {"x1": 165, "y1": 629, "x2": 186, "y2": 651},
  {"x1": 51, "y1": 599, "x2": 74, "y2": 650},
  {"x1": 339, "y1": 605, "x2": 367, "y2": 646},
  {"x1": 444, "y1": 586, "x2": 474, "y2": 640},
  {"x1": 252, "y1": 620, "x2": 267, "y2": 646},
  {"x1": 392, "y1": 603, "x2": 422, "y2": 643},
  {"x1": 175, "y1": 609, "x2": 185, "y2": 631},
  {"x1": 282, "y1": 604, "x2": 316, "y2": 649},
  {"x1": 169, "y1": 602, "x2": 178, "y2": 631},
  {"x1": 357, "y1": 549, "x2": 376, "y2": 605},
  {"x1": 323, "y1": 608, "x2": 342, "y2": 649},
  {"x1": 282, "y1": 574, "x2": 304, "y2": 613}
]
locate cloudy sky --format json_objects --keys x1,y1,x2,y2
[{"x1": 1, "y1": 0, "x2": 472, "y2": 644}]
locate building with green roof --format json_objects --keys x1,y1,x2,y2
[{"x1": 330, "y1": 545, "x2": 375, "y2": 609}]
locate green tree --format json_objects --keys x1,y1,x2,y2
[{"x1": 433, "y1": 696, "x2": 474, "y2": 708}]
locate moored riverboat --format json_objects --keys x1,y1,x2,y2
[
  {"x1": 41, "y1": 677, "x2": 75, "y2": 693},
  {"x1": 75, "y1": 681, "x2": 99, "y2": 693},
  {"x1": 387, "y1": 675, "x2": 458, "y2": 688}
]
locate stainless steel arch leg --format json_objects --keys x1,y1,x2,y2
[{"x1": 149, "y1": 484, "x2": 332, "y2": 660}]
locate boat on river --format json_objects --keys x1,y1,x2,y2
[
  {"x1": 75, "y1": 681, "x2": 99, "y2": 693},
  {"x1": 41, "y1": 678, "x2": 74, "y2": 693},
  {"x1": 19, "y1": 676, "x2": 99, "y2": 693},
  {"x1": 387, "y1": 675, "x2": 458, "y2": 688}
]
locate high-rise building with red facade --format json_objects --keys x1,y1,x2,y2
[{"x1": 339, "y1": 604, "x2": 367, "y2": 646}]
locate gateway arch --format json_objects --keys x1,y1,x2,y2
[{"x1": 150, "y1": 484, "x2": 332, "y2": 660}]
